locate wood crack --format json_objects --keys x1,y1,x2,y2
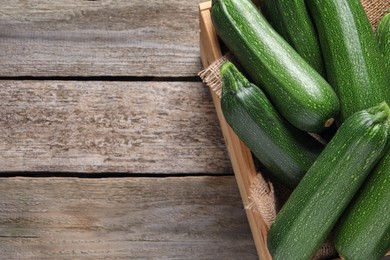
[{"x1": 0, "y1": 235, "x2": 39, "y2": 239}]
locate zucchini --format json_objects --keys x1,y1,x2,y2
[
  {"x1": 267, "y1": 102, "x2": 390, "y2": 260},
  {"x1": 377, "y1": 10, "x2": 390, "y2": 75},
  {"x1": 220, "y1": 61, "x2": 323, "y2": 188},
  {"x1": 258, "y1": 0, "x2": 326, "y2": 76},
  {"x1": 306, "y1": 0, "x2": 390, "y2": 123},
  {"x1": 211, "y1": 0, "x2": 339, "y2": 133},
  {"x1": 334, "y1": 148, "x2": 390, "y2": 260}
]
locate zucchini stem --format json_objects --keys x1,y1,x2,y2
[
  {"x1": 220, "y1": 61, "x2": 249, "y2": 95},
  {"x1": 370, "y1": 101, "x2": 390, "y2": 124}
]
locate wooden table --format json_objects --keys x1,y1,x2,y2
[{"x1": 0, "y1": 1, "x2": 258, "y2": 259}]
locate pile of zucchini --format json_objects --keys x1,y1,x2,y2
[{"x1": 211, "y1": 0, "x2": 390, "y2": 259}]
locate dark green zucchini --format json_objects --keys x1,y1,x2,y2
[
  {"x1": 258, "y1": 0, "x2": 326, "y2": 76},
  {"x1": 211, "y1": 0, "x2": 339, "y2": 133},
  {"x1": 377, "y1": 10, "x2": 390, "y2": 75},
  {"x1": 267, "y1": 102, "x2": 390, "y2": 260},
  {"x1": 334, "y1": 148, "x2": 390, "y2": 260},
  {"x1": 306, "y1": 0, "x2": 390, "y2": 123},
  {"x1": 220, "y1": 61, "x2": 323, "y2": 188}
]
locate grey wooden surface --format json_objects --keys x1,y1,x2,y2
[
  {"x1": 0, "y1": 0, "x2": 202, "y2": 77},
  {"x1": 0, "y1": 80, "x2": 230, "y2": 174},
  {"x1": 0, "y1": 177, "x2": 257, "y2": 259},
  {"x1": 0, "y1": 0, "x2": 258, "y2": 259}
]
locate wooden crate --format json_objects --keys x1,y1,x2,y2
[
  {"x1": 199, "y1": 1, "x2": 390, "y2": 260},
  {"x1": 199, "y1": 2, "x2": 271, "y2": 259}
]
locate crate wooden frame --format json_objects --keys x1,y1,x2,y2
[{"x1": 199, "y1": 1, "x2": 390, "y2": 259}]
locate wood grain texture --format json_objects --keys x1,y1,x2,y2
[
  {"x1": 0, "y1": 176, "x2": 257, "y2": 259},
  {"x1": 0, "y1": 0, "x2": 204, "y2": 77},
  {"x1": 0, "y1": 80, "x2": 231, "y2": 174}
]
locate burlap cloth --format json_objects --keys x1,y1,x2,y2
[{"x1": 198, "y1": 1, "x2": 389, "y2": 259}]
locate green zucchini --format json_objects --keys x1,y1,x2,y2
[
  {"x1": 220, "y1": 61, "x2": 323, "y2": 188},
  {"x1": 306, "y1": 0, "x2": 390, "y2": 123},
  {"x1": 377, "y1": 10, "x2": 390, "y2": 75},
  {"x1": 267, "y1": 102, "x2": 390, "y2": 260},
  {"x1": 258, "y1": 0, "x2": 326, "y2": 76},
  {"x1": 334, "y1": 148, "x2": 390, "y2": 260},
  {"x1": 211, "y1": 0, "x2": 339, "y2": 133}
]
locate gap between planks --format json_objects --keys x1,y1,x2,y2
[
  {"x1": 0, "y1": 172, "x2": 233, "y2": 178},
  {"x1": 0, "y1": 76, "x2": 202, "y2": 82}
]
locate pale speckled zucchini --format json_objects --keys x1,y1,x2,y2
[
  {"x1": 267, "y1": 102, "x2": 390, "y2": 260},
  {"x1": 307, "y1": 0, "x2": 390, "y2": 123},
  {"x1": 334, "y1": 147, "x2": 390, "y2": 260},
  {"x1": 220, "y1": 61, "x2": 324, "y2": 188},
  {"x1": 258, "y1": 0, "x2": 326, "y2": 76},
  {"x1": 377, "y1": 10, "x2": 390, "y2": 75},
  {"x1": 211, "y1": 0, "x2": 339, "y2": 133}
]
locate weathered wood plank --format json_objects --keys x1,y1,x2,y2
[
  {"x1": 0, "y1": 80, "x2": 231, "y2": 174},
  {"x1": 0, "y1": 176, "x2": 257, "y2": 259},
  {"x1": 0, "y1": 0, "x2": 204, "y2": 77}
]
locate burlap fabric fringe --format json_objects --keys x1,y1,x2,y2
[
  {"x1": 198, "y1": 2, "x2": 388, "y2": 259},
  {"x1": 361, "y1": 0, "x2": 390, "y2": 29}
]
